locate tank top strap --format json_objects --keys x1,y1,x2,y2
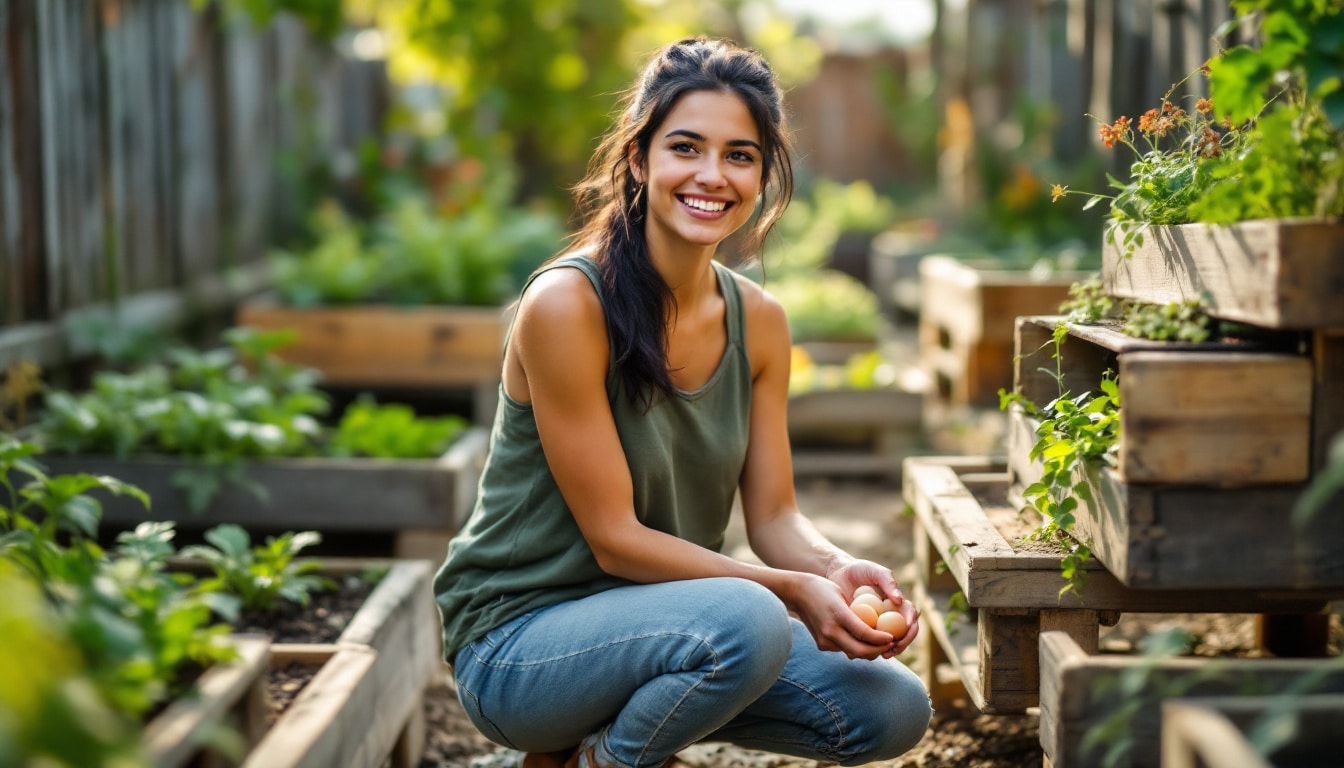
[
  {"x1": 507, "y1": 254, "x2": 618, "y2": 391},
  {"x1": 712, "y1": 260, "x2": 746, "y2": 350}
]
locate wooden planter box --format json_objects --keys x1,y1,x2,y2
[
  {"x1": 38, "y1": 426, "x2": 487, "y2": 559},
  {"x1": 1103, "y1": 219, "x2": 1344, "y2": 330},
  {"x1": 1014, "y1": 316, "x2": 1314, "y2": 485},
  {"x1": 902, "y1": 457, "x2": 1331, "y2": 713},
  {"x1": 237, "y1": 300, "x2": 513, "y2": 423},
  {"x1": 787, "y1": 387, "x2": 923, "y2": 478},
  {"x1": 1162, "y1": 694, "x2": 1344, "y2": 768},
  {"x1": 919, "y1": 256, "x2": 1089, "y2": 409},
  {"x1": 143, "y1": 635, "x2": 271, "y2": 768},
  {"x1": 1040, "y1": 631, "x2": 1344, "y2": 768}
]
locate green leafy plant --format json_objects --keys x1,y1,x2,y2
[
  {"x1": 1121, "y1": 300, "x2": 1212, "y2": 343},
  {"x1": 770, "y1": 271, "x2": 881, "y2": 344},
  {"x1": 182, "y1": 523, "x2": 335, "y2": 614},
  {"x1": 999, "y1": 324, "x2": 1120, "y2": 597},
  {"x1": 0, "y1": 440, "x2": 238, "y2": 724},
  {"x1": 1058, "y1": 275, "x2": 1115, "y2": 324},
  {"x1": 328, "y1": 396, "x2": 467, "y2": 459}
]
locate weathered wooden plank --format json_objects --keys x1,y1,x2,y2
[
  {"x1": 243, "y1": 645, "x2": 380, "y2": 768},
  {"x1": 0, "y1": 0, "x2": 18, "y2": 324},
  {"x1": 1040, "y1": 630, "x2": 1344, "y2": 768},
  {"x1": 143, "y1": 635, "x2": 272, "y2": 768},
  {"x1": 221, "y1": 19, "x2": 274, "y2": 265},
  {"x1": 1103, "y1": 220, "x2": 1344, "y2": 329},
  {"x1": 168, "y1": 1, "x2": 224, "y2": 276},
  {"x1": 236, "y1": 301, "x2": 511, "y2": 388}
]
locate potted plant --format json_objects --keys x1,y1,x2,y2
[
  {"x1": 15, "y1": 328, "x2": 487, "y2": 558},
  {"x1": 1051, "y1": 0, "x2": 1344, "y2": 329},
  {"x1": 238, "y1": 188, "x2": 564, "y2": 424}
]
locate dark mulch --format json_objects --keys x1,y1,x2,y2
[{"x1": 232, "y1": 576, "x2": 375, "y2": 644}]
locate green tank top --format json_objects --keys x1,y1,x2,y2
[{"x1": 433, "y1": 255, "x2": 753, "y2": 662}]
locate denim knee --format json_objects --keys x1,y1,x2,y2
[
  {"x1": 684, "y1": 578, "x2": 792, "y2": 683},
  {"x1": 836, "y1": 665, "x2": 933, "y2": 765}
]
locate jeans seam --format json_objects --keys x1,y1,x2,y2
[
  {"x1": 771, "y1": 673, "x2": 847, "y2": 761},
  {"x1": 473, "y1": 630, "x2": 714, "y2": 670},
  {"x1": 639, "y1": 637, "x2": 720, "y2": 767}
]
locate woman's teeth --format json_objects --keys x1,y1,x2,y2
[{"x1": 681, "y1": 197, "x2": 727, "y2": 212}]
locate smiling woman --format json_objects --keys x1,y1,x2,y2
[{"x1": 432, "y1": 37, "x2": 931, "y2": 768}]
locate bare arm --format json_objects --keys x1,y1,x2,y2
[{"x1": 735, "y1": 275, "x2": 920, "y2": 658}]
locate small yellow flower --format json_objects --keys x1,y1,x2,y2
[{"x1": 1050, "y1": 184, "x2": 1068, "y2": 202}]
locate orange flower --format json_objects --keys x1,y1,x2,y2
[
  {"x1": 1099, "y1": 116, "x2": 1131, "y2": 149},
  {"x1": 1196, "y1": 98, "x2": 1213, "y2": 114},
  {"x1": 1198, "y1": 127, "x2": 1221, "y2": 158},
  {"x1": 1051, "y1": 183, "x2": 1068, "y2": 202},
  {"x1": 1138, "y1": 108, "x2": 1160, "y2": 134}
]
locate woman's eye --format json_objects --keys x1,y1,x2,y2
[
  {"x1": 670, "y1": 142, "x2": 697, "y2": 153},
  {"x1": 729, "y1": 150, "x2": 756, "y2": 163}
]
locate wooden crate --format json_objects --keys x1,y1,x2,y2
[
  {"x1": 143, "y1": 636, "x2": 271, "y2": 768},
  {"x1": 39, "y1": 426, "x2": 487, "y2": 559},
  {"x1": 1041, "y1": 631, "x2": 1344, "y2": 768},
  {"x1": 902, "y1": 457, "x2": 1332, "y2": 713},
  {"x1": 1103, "y1": 219, "x2": 1344, "y2": 330},
  {"x1": 237, "y1": 300, "x2": 513, "y2": 423},
  {"x1": 1014, "y1": 316, "x2": 1313, "y2": 485},
  {"x1": 918, "y1": 256, "x2": 1088, "y2": 409},
  {"x1": 788, "y1": 387, "x2": 923, "y2": 478},
  {"x1": 1162, "y1": 694, "x2": 1344, "y2": 768},
  {"x1": 1008, "y1": 408, "x2": 1344, "y2": 590}
]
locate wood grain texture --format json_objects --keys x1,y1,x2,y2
[
  {"x1": 1162, "y1": 695, "x2": 1344, "y2": 768},
  {"x1": 1103, "y1": 220, "x2": 1344, "y2": 329},
  {"x1": 1039, "y1": 631, "x2": 1344, "y2": 768},
  {"x1": 237, "y1": 301, "x2": 511, "y2": 388}
]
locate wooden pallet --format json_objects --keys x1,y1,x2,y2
[
  {"x1": 902, "y1": 456, "x2": 1334, "y2": 714},
  {"x1": 918, "y1": 257, "x2": 1087, "y2": 409},
  {"x1": 1041, "y1": 631, "x2": 1344, "y2": 768}
]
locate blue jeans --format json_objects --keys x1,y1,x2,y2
[{"x1": 452, "y1": 578, "x2": 932, "y2": 767}]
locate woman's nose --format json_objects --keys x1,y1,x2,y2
[{"x1": 695, "y1": 158, "x2": 726, "y2": 187}]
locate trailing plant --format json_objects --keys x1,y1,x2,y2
[
  {"x1": 181, "y1": 523, "x2": 335, "y2": 614},
  {"x1": 999, "y1": 323, "x2": 1120, "y2": 597},
  {"x1": 1058, "y1": 274, "x2": 1115, "y2": 324}
]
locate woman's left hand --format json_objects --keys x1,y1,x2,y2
[{"x1": 828, "y1": 559, "x2": 920, "y2": 658}]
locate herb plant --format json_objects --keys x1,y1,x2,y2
[{"x1": 328, "y1": 397, "x2": 467, "y2": 459}]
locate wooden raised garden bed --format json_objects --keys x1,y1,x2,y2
[
  {"x1": 237, "y1": 300, "x2": 513, "y2": 423},
  {"x1": 1008, "y1": 316, "x2": 1344, "y2": 590},
  {"x1": 902, "y1": 456, "x2": 1332, "y2": 714},
  {"x1": 918, "y1": 256, "x2": 1089, "y2": 410},
  {"x1": 788, "y1": 387, "x2": 923, "y2": 479},
  {"x1": 40, "y1": 426, "x2": 487, "y2": 559},
  {"x1": 1102, "y1": 219, "x2": 1344, "y2": 330},
  {"x1": 1161, "y1": 694, "x2": 1344, "y2": 768},
  {"x1": 144, "y1": 635, "x2": 271, "y2": 768},
  {"x1": 1041, "y1": 631, "x2": 1344, "y2": 768}
]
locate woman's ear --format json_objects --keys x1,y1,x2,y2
[{"x1": 627, "y1": 143, "x2": 644, "y2": 184}]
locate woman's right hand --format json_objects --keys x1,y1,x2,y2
[{"x1": 788, "y1": 573, "x2": 899, "y2": 660}]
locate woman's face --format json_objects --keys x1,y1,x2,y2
[{"x1": 634, "y1": 89, "x2": 764, "y2": 255}]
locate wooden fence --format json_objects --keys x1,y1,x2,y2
[
  {"x1": 934, "y1": 0, "x2": 1250, "y2": 206},
  {"x1": 0, "y1": 0, "x2": 386, "y2": 371}
]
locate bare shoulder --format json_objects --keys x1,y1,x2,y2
[
  {"x1": 726, "y1": 269, "x2": 790, "y2": 377},
  {"x1": 517, "y1": 265, "x2": 604, "y2": 331},
  {"x1": 727, "y1": 269, "x2": 787, "y2": 329}
]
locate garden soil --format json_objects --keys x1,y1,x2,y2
[{"x1": 414, "y1": 476, "x2": 1332, "y2": 768}]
